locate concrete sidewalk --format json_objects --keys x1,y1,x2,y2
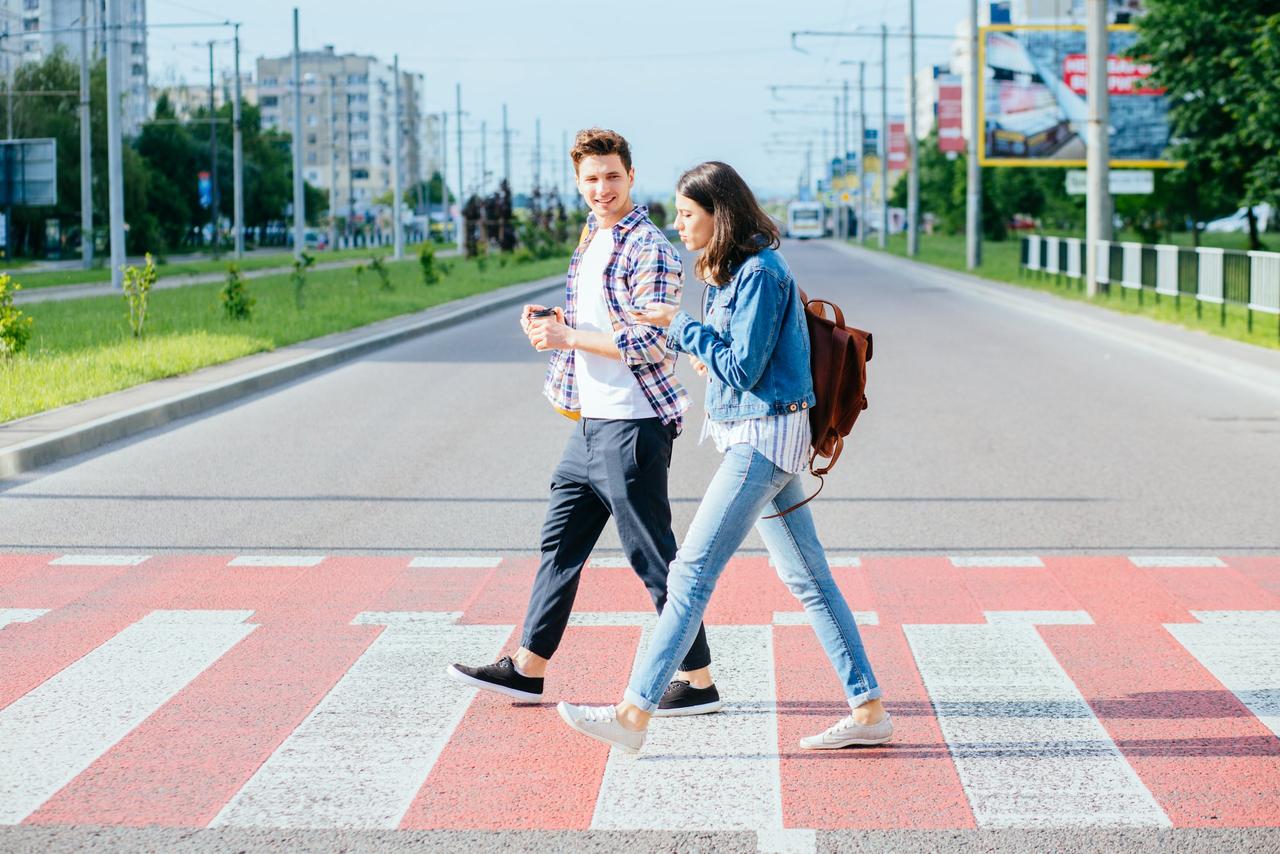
[
  {"x1": 0, "y1": 271, "x2": 562, "y2": 479},
  {"x1": 14, "y1": 249, "x2": 461, "y2": 305}
]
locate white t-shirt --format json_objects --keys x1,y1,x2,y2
[{"x1": 574, "y1": 230, "x2": 655, "y2": 420}]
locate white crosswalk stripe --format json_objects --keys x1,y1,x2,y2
[
  {"x1": 211, "y1": 612, "x2": 509, "y2": 829},
  {"x1": 904, "y1": 622, "x2": 1170, "y2": 828},
  {"x1": 0, "y1": 609, "x2": 47, "y2": 629},
  {"x1": 48, "y1": 555, "x2": 149, "y2": 566},
  {"x1": 408, "y1": 556, "x2": 502, "y2": 568},
  {"x1": 1166, "y1": 611, "x2": 1280, "y2": 739},
  {"x1": 0, "y1": 610, "x2": 255, "y2": 824}
]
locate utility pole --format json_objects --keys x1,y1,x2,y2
[
  {"x1": 328, "y1": 75, "x2": 338, "y2": 251},
  {"x1": 232, "y1": 24, "x2": 245, "y2": 258},
  {"x1": 907, "y1": 0, "x2": 920, "y2": 257},
  {"x1": 207, "y1": 41, "x2": 219, "y2": 252},
  {"x1": 105, "y1": 0, "x2": 125, "y2": 288},
  {"x1": 455, "y1": 84, "x2": 464, "y2": 252},
  {"x1": 1084, "y1": 0, "x2": 1110, "y2": 296},
  {"x1": 832, "y1": 95, "x2": 842, "y2": 239},
  {"x1": 966, "y1": 0, "x2": 981, "y2": 268},
  {"x1": 79, "y1": 0, "x2": 93, "y2": 269},
  {"x1": 879, "y1": 23, "x2": 888, "y2": 249},
  {"x1": 842, "y1": 78, "x2": 850, "y2": 241},
  {"x1": 534, "y1": 117, "x2": 542, "y2": 196},
  {"x1": 290, "y1": 8, "x2": 305, "y2": 261},
  {"x1": 440, "y1": 110, "x2": 448, "y2": 241},
  {"x1": 392, "y1": 54, "x2": 403, "y2": 260},
  {"x1": 479, "y1": 120, "x2": 487, "y2": 197},
  {"x1": 561, "y1": 129, "x2": 568, "y2": 202},
  {"x1": 857, "y1": 61, "x2": 867, "y2": 245},
  {"x1": 502, "y1": 103, "x2": 510, "y2": 186},
  {"x1": 345, "y1": 86, "x2": 354, "y2": 244}
]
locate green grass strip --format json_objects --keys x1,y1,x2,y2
[
  {"x1": 1, "y1": 253, "x2": 568, "y2": 423},
  {"x1": 860, "y1": 233, "x2": 1280, "y2": 351}
]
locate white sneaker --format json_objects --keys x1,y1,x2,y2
[
  {"x1": 799, "y1": 711, "x2": 893, "y2": 749},
  {"x1": 556, "y1": 701, "x2": 646, "y2": 753}
]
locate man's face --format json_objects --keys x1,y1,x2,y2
[{"x1": 575, "y1": 154, "x2": 634, "y2": 223}]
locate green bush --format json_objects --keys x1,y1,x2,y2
[
  {"x1": 121, "y1": 253, "x2": 158, "y2": 338},
  {"x1": 291, "y1": 251, "x2": 316, "y2": 308},
  {"x1": 369, "y1": 254, "x2": 392, "y2": 291},
  {"x1": 418, "y1": 243, "x2": 441, "y2": 285},
  {"x1": 221, "y1": 264, "x2": 254, "y2": 321},
  {"x1": 0, "y1": 273, "x2": 33, "y2": 357}
]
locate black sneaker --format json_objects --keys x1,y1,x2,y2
[
  {"x1": 446, "y1": 656, "x2": 544, "y2": 702},
  {"x1": 653, "y1": 680, "x2": 723, "y2": 717}
]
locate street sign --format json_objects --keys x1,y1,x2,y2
[
  {"x1": 863, "y1": 128, "x2": 878, "y2": 155},
  {"x1": 1065, "y1": 169, "x2": 1154, "y2": 195},
  {"x1": 0, "y1": 139, "x2": 57, "y2": 207}
]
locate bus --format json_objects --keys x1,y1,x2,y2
[{"x1": 786, "y1": 201, "x2": 825, "y2": 239}]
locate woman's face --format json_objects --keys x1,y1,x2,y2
[{"x1": 674, "y1": 194, "x2": 714, "y2": 252}]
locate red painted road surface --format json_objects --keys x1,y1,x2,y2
[{"x1": 1, "y1": 553, "x2": 1278, "y2": 831}]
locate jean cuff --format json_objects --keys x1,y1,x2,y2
[
  {"x1": 846, "y1": 686, "x2": 883, "y2": 709},
  {"x1": 624, "y1": 687, "x2": 658, "y2": 714}
]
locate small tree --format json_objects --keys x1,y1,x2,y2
[
  {"x1": 121, "y1": 253, "x2": 158, "y2": 338},
  {"x1": 0, "y1": 274, "x2": 33, "y2": 357},
  {"x1": 418, "y1": 243, "x2": 441, "y2": 285},
  {"x1": 221, "y1": 264, "x2": 254, "y2": 320},
  {"x1": 369, "y1": 254, "x2": 393, "y2": 291},
  {"x1": 291, "y1": 251, "x2": 315, "y2": 308}
]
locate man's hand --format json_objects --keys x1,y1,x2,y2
[
  {"x1": 528, "y1": 316, "x2": 576, "y2": 352},
  {"x1": 630, "y1": 301, "x2": 679, "y2": 329},
  {"x1": 687, "y1": 354, "x2": 708, "y2": 377},
  {"x1": 520, "y1": 304, "x2": 563, "y2": 336}
]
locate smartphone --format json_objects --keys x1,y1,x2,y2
[{"x1": 527, "y1": 307, "x2": 557, "y2": 319}]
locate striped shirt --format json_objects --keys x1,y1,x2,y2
[
  {"x1": 541, "y1": 205, "x2": 691, "y2": 432},
  {"x1": 699, "y1": 409, "x2": 812, "y2": 474}
]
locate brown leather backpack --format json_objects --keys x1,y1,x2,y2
[{"x1": 763, "y1": 289, "x2": 872, "y2": 519}]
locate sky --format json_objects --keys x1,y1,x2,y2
[{"x1": 147, "y1": 0, "x2": 967, "y2": 201}]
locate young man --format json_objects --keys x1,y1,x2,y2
[{"x1": 448, "y1": 128, "x2": 719, "y2": 716}]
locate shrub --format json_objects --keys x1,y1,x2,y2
[
  {"x1": 121, "y1": 253, "x2": 158, "y2": 338},
  {"x1": 291, "y1": 251, "x2": 315, "y2": 308},
  {"x1": 369, "y1": 254, "x2": 392, "y2": 291},
  {"x1": 418, "y1": 243, "x2": 441, "y2": 286},
  {"x1": 221, "y1": 264, "x2": 254, "y2": 321},
  {"x1": 0, "y1": 274, "x2": 33, "y2": 357}
]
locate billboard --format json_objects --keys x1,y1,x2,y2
[
  {"x1": 888, "y1": 121, "x2": 907, "y2": 171},
  {"x1": 936, "y1": 74, "x2": 965, "y2": 154},
  {"x1": 0, "y1": 139, "x2": 57, "y2": 207},
  {"x1": 979, "y1": 25, "x2": 1178, "y2": 167}
]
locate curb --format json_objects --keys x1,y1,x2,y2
[{"x1": 0, "y1": 273, "x2": 563, "y2": 479}]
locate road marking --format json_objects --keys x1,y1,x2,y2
[
  {"x1": 757, "y1": 827, "x2": 816, "y2": 853},
  {"x1": 904, "y1": 622, "x2": 1170, "y2": 827},
  {"x1": 865, "y1": 557, "x2": 986, "y2": 624},
  {"x1": 950, "y1": 556, "x2": 1044, "y2": 568},
  {"x1": 770, "y1": 555, "x2": 860, "y2": 567},
  {"x1": 772, "y1": 610, "x2": 879, "y2": 626},
  {"x1": 587, "y1": 557, "x2": 632, "y2": 568},
  {"x1": 1191, "y1": 610, "x2": 1280, "y2": 623},
  {"x1": 1166, "y1": 611, "x2": 1280, "y2": 740},
  {"x1": 212, "y1": 612, "x2": 508, "y2": 829},
  {"x1": 408, "y1": 556, "x2": 502, "y2": 568},
  {"x1": 404, "y1": 625, "x2": 638, "y2": 830},
  {"x1": 0, "y1": 609, "x2": 46, "y2": 629},
  {"x1": 1129, "y1": 556, "x2": 1226, "y2": 568},
  {"x1": 569, "y1": 611, "x2": 657, "y2": 627},
  {"x1": 593, "y1": 625, "x2": 783, "y2": 831},
  {"x1": 983, "y1": 610, "x2": 1093, "y2": 625},
  {"x1": 0, "y1": 610, "x2": 255, "y2": 824},
  {"x1": 48, "y1": 555, "x2": 149, "y2": 566},
  {"x1": 227, "y1": 555, "x2": 325, "y2": 567}
]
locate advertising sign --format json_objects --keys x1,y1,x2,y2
[
  {"x1": 0, "y1": 139, "x2": 58, "y2": 207},
  {"x1": 1064, "y1": 169, "x2": 1154, "y2": 194},
  {"x1": 936, "y1": 75, "x2": 965, "y2": 154},
  {"x1": 863, "y1": 128, "x2": 879, "y2": 156},
  {"x1": 980, "y1": 25, "x2": 1177, "y2": 167},
  {"x1": 887, "y1": 121, "x2": 907, "y2": 171},
  {"x1": 198, "y1": 171, "x2": 212, "y2": 209}
]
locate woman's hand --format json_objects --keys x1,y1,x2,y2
[
  {"x1": 631, "y1": 301, "x2": 679, "y2": 329},
  {"x1": 687, "y1": 354, "x2": 708, "y2": 377}
]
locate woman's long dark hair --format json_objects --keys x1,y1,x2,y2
[{"x1": 677, "y1": 161, "x2": 780, "y2": 286}]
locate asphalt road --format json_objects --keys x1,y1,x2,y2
[{"x1": 2, "y1": 238, "x2": 1277, "y2": 555}]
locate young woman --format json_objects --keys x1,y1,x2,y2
[{"x1": 555, "y1": 161, "x2": 891, "y2": 753}]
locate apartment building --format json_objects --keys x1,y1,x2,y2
[
  {"x1": 1, "y1": 0, "x2": 148, "y2": 134},
  {"x1": 256, "y1": 46, "x2": 436, "y2": 222}
]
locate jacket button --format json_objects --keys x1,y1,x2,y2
[
  {"x1": 801, "y1": 402, "x2": 808, "y2": 409},
  {"x1": 788, "y1": 404, "x2": 798, "y2": 412}
]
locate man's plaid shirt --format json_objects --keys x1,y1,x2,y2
[{"x1": 542, "y1": 205, "x2": 691, "y2": 432}]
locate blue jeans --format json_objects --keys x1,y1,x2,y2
[{"x1": 624, "y1": 443, "x2": 881, "y2": 712}]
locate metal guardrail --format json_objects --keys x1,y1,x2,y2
[{"x1": 1021, "y1": 235, "x2": 1280, "y2": 339}]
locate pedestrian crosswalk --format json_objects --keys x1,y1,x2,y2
[{"x1": 0, "y1": 552, "x2": 1278, "y2": 833}]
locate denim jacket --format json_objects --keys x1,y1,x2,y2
[{"x1": 667, "y1": 247, "x2": 816, "y2": 421}]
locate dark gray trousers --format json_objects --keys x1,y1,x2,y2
[{"x1": 520, "y1": 416, "x2": 713, "y2": 671}]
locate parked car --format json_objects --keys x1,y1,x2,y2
[{"x1": 1201, "y1": 204, "x2": 1273, "y2": 234}]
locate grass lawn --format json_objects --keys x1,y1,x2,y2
[
  {"x1": 860, "y1": 233, "x2": 1280, "y2": 351},
  {"x1": 1, "y1": 252, "x2": 568, "y2": 424},
  {"x1": 8, "y1": 241, "x2": 454, "y2": 290}
]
